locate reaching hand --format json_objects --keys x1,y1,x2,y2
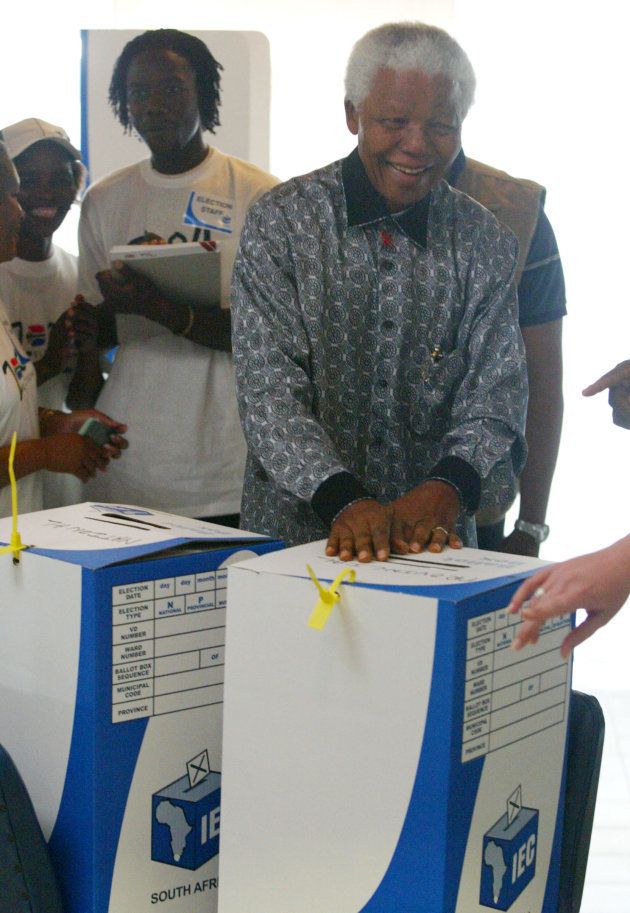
[
  {"x1": 583, "y1": 359, "x2": 630, "y2": 429},
  {"x1": 508, "y1": 536, "x2": 630, "y2": 657}
]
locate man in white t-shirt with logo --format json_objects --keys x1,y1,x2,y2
[{"x1": 78, "y1": 28, "x2": 277, "y2": 523}]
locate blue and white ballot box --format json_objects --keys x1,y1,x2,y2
[
  {"x1": 0, "y1": 502, "x2": 282, "y2": 913},
  {"x1": 219, "y1": 542, "x2": 572, "y2": 913}
]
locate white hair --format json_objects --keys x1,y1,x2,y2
[{"x1": 345, "y1": 22, "x2": 476, "y2": 121}]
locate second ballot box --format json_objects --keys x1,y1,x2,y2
[
  {"x1": 218, "y1": 542, "x2": 572, "y2": 913},
  {"x1": 0, "y1": 502, "x2": 282, "y2": 913}
]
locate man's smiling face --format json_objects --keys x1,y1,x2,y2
[
  {"x1": 15, "y1": 142, "x2": 78, "y2": 242},
  {"x1": 346, "y1": 67, "x2": 462, "y2": 211}
]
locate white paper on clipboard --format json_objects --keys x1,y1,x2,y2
[{"x1": 109, "y1": 241, "x2": 221, "y2": 309}]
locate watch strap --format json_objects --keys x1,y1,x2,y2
[{"x1": 515, "y1": 519, "x2": 550, "y2": 543}]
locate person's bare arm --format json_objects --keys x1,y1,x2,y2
[
  {"x1": 63, "y1": 297, "x2": 106, "y2": 409},
  {"x1": 96, "y1": 261, "x2": 231, "y2": 352},
  {"x1": 501, "y1": 319, "x2": 563, "y2": 556},
  {"x1": 0, "y1": 433, "x2": 108, "y2": 487}
]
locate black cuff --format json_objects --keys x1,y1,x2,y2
[
  {"x1": 426, "y1": 456, "x2": 481, "y2": 514},
  {"x1": 311, "y1": 472, "x2": 372, "y2": 526}
]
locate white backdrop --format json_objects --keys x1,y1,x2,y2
[{"x1": 1, "y1": 0, "x2": 628, "y2": 688}]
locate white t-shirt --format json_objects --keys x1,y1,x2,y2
[
  {"x1": 0, "y1": 245, "x2": 77, "y2": 410},
  {"x1": 0, "y1": 246, "x2": 82, "y2": 508},
  {"x1": 78, "y1": 148, "x2": 277, "y2": 517},
  {"x1": 0, "y1": 300, "x2": 41, "y2": 518}
]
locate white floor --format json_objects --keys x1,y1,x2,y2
[{"x1": 579, "y1": 691, "x2": 630, "y2": 913}]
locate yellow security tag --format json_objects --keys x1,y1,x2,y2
[
  {"x1": 0, "y1": 432, "x2": 26, "y2": 564},
  {"x1": 306, "y1": 564, "x2": 356, "y2": 630}
]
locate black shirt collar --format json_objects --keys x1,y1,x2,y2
[
  {"x1": 447, "y1": 147, "x2": 466, "y2": 185},
  {"x1": 341, "y1": 147, "x2": 430, "y2": 247}
]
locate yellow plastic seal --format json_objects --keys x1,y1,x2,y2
[
  {"x1": 306, "y1": 564, "x2": 356, "y2": 630},
  {"x1": 0, "y1": 432, "x2": 26, "y2": 564}
]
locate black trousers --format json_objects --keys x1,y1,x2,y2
[{"x1": 476, "y1": 518, "x2": 505, "y2": 551}]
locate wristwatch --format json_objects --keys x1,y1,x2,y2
[{"x1": 515, "y1": 519, "x2": 550, "y2": 543}]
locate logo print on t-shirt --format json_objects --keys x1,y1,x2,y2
[
  {"x1": 183, "y1": 192, "x2": 234, "y2": 234},
  {"x1": 26, "y1": 324, "x2": 48, "y2": 353},
  {"x1": 2, "y1": 346, "x2": 31, "y2": 399}
]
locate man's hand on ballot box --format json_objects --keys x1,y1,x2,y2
[{"x1": 326, "y1": 479, "x2": 462, "y2": 563}]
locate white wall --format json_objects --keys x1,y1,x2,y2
[
  {"x1": 455, "y1": 0, "x2": 630, "y2": 689},
  {"x1": 2, "y1": 0, "x2": 628, "y2": 688}
]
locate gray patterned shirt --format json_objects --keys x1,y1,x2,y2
[{"x1": 232, "y1": 150, "x2": 527, "y2": 547}]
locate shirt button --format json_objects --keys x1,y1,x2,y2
[
  {"x1": 372, "y1": 437, "x2": 384, "y2": 446},
  {"x1": 381, "y1": 259, "x2": 395, "y2": 271},
  {"x1": 378, "y1": 379, "x2": 388, "y2": 389},
  {"x1": 381, "y1": 319, "x2": 395, "y2": 331}
]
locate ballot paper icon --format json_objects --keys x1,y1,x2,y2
[
  {"x1": 152, "y1": 751, "x2": 221, "y2": 871},
  {"x1": 507, "y1": 785, "x2": 522, "y2": 826},
  {"x1": 187, "y1": 749, "x2": 211, "y2": 789},
  {"x1": 480, "y1": 787, "x2": 538, "y2": 910}
]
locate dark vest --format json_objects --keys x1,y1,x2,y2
[
  {"x1": 455, "y1": 158, "x2": 544, "y2": 284},
  {"x1": 455, "y1": 159, "x2": 544, "y2": 525}
]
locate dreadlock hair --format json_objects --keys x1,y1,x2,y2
[{"x1": 109, "y1": 29, "x2": 223, "y2": 134}]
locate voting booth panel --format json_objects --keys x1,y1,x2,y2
[
  {"x1": 0, "y1": 503, "x2": 282, "y2": 913},
  {"x1": 219, "y1": 543, "x2": 571, "y2": 913}
]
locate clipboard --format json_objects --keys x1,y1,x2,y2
[{"x1": 109, "y1": 241, "x2": 221, "y2": 309}]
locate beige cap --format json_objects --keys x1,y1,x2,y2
[
  {"x1": 0, "y1": 140, "x2": 19, "y2": 199},
  {"x1": 0, "y1": 118, "x2": 81, "y2": 161}
]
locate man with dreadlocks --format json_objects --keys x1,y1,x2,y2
[{"x1": 77, "y1": 29, "x2": 277, "y2": 523}]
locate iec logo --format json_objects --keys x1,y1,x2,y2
[
  {"x1": 151, "y1": 750, "x2": 221, "y2": 871},
  {"x1": 480, "y1": 786, "x2": 538, "y2": 910}
]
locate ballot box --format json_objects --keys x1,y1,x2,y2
[
  {"x1": 0, "y1": 502, "x2": 282, "y2": 913},
  {"x1": 219, "y1": 542, "x2": 572, "y2": 913}
]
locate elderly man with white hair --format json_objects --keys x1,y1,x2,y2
[{"x1": 232, "y1": 22, "x2": 528, "y2": 560}]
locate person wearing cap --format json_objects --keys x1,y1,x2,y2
[
  {"x1": 231, "y1": 22, "x2": 527, "y2": 557},
  {"x1": 0, "y1": 141, "x2": 128, "y2": 519},
  {"x1": 77, "y1": 29, "x2": 277, "y2": 523},
  {"x1": 0, "y1": 118, "x2": 103, "y2": 505}
]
